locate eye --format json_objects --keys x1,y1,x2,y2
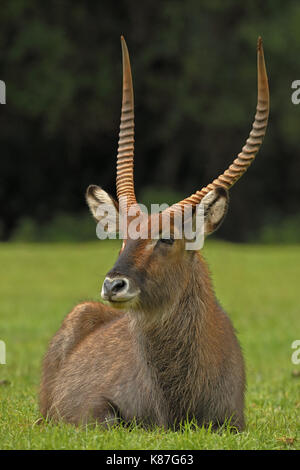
[{"x1": 159, "y1": 237, "x2": 175, "y2": 245}]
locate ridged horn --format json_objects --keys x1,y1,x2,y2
[
  {"x1": 116, "y1": 36, "x2": 138, "y2": 213},
  {"x1": 172, "y1": 37, "x2": 269, "y2": 211}
]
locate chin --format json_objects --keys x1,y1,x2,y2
[{"x1": 107, "y1": 297, "x2": 139, "y2": 311}]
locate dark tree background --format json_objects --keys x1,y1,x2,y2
[{"x1": 1, "y1": 0, "x2": 300, "y2": 241}]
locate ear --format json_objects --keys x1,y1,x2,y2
[
  {"x1": 86, "y1": 185, "x2": 119, "y2": 233},
  {"x1": 201, "y1": 187, "x2": 229, "y2": 236}
]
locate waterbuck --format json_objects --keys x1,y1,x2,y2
[{"x1": 39, "y1": 37, "x2": 269, "y2": 431}]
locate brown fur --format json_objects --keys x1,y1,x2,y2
[{"x1": 40, "y1": 223, "x2": 246, "y2": 430}]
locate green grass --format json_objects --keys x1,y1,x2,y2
[{"x1": 0, "y1": 240, "x2": 299, "y2": 450}]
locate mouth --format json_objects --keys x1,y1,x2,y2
[
  {"x1": 104, "y1": 296, "x2": 139, "y2": 310},
  {"x1": 101, "y1": 290, "x2": 140, "y2": 308}
]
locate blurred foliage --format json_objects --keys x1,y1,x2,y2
[
  {"x1": 0, "y1": 0, "x2": 300, "y2": 241},
  {"x1": 255, "y1": 214, "x2": 300, "y2": 244},
  {"x1": 139, "y1": 187, "x2": 185, "y2": 212},
  {"x1": 11, "y1": 213, "x2": 95, "y2": 242}
]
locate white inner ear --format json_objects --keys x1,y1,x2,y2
[
  {"x1": 86, "y1": 187, "x2": 119, "y2": 235},
  {"x1": 209, "y1": 197, "x2": 227, "y2": 226},
  {"x1": 93, "y1": 187, "x2": 114, "y2": 206},
  {"x1": 202, "y1": 189, "x2": 228, "y2": 235}
]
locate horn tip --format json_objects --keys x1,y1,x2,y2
[
  {"x1": 120, "y1": 35, "x2": 127, "y2": 47},
  {"x1": 120, "y1": 35, "x2": 129, "y2": 57},
  {"x1": 257, "y1": 36, "x2": 263, "y2": 52},
  {"x1": 120, "y1": 35, "x2": 126, "y2": 49}
]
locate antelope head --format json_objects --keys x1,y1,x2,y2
[{"x1": 86, "y1": 37, "x2": 269, "y2": 314}]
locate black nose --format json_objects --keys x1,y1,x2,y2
[{"x1": 102, "y1": 277, "x2": 128, "y2": 299}]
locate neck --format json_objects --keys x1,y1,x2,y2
[{"x1": 130, "y1": 254, "x2": 217, "y2": 420}]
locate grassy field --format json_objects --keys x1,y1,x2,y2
[{"x1": 0, "y1": 240, "x2": 299, "y2": 450}]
